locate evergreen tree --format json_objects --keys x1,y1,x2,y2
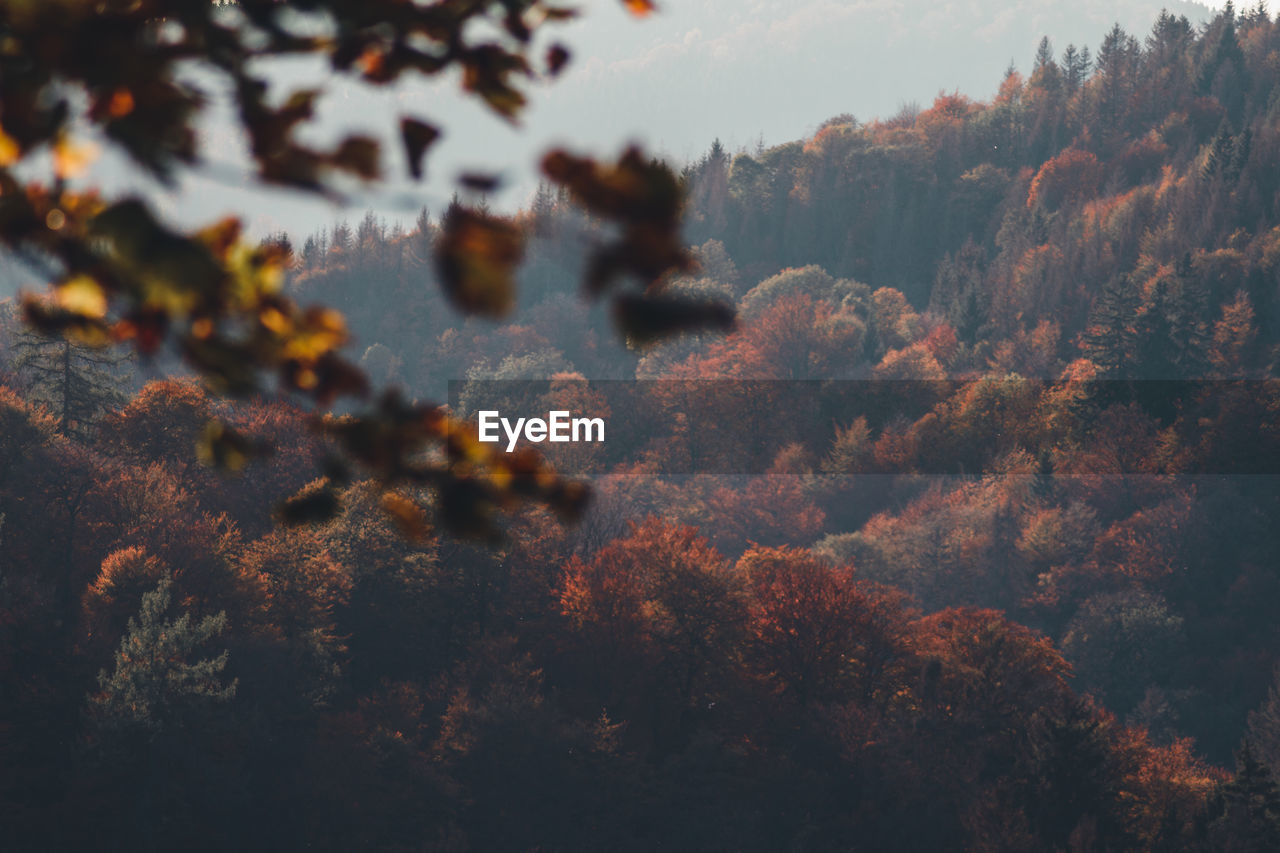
[
  {"x1": 1084, "y1": 276, "x2": 1140, "y2": 378},
  {"x1": 1034, "y1": 36, "x2": 1055, "y2": 71},
  {"x1": 1168, "y1": 255, "x2": 1210, "y2": 376},
  {"x1": 1198, "y1": 3, "x2": 1249, "y2": 121},
  {"x1": 531, "y1": 180, "x2": 557, "y2": 224},
  {"x1": 410, "y1": 206, "x2": 433, "y2": 266},
  {"x1": 1203, "y1": 741, "x2": 1280, "y2": 852},
  {"x1": 11, "y1": 326, "x2": 128, "y2": 438},
  {"x1": 1096, "y1": 24, "x2": 1141, "y2": 134},
  {"x1": 1146, "y1": 10, "x2": 1194, "y2": 69},
  {"x1": 1249, "y1": 667, "x2": 1280, "y2": 779},
  {"x1": 330, "y1": 219, "x2": 352, "y2": 254},
  {"x1": 1062, "y1": 44, "x2": 1092, "y2": 93},
  {"x1": 1132, "y1": 278, "x2": 1192, "y2": 380},
  {"x1": 1227, "y1": 128, "x2": 1253, "y2": 184},
  {"x1": 1205, "y1": 126, "x2": 1237, "y2": 180},
  {"x1": 90, "y1": 578, "x2": 236, "y2": 732}
]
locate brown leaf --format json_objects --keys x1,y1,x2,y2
[
  {"x1": 546, "y1": 44, "x2": 571, "y2": 77},
  {"x1": 612, "y1": 292, "x2": 735, "y2": 346},
  {"x1": 380, "y1": 491, "x2": 432, "y2": 540},
  {"x1": 331, "y1": 136, "x2": 380, "y2": 180},
  {"x1": 460, "y1": 45, "x2": 530, "y2": 121},
  {"x1": 401, "y1": 117, "x2": 440, "y2": 181},
  {"x1": 542, "y1": 147, "x2": 696, "y2": 294},
  {"x1": 459, "y1": 172, "x2": 503, "y2": 193},
  {"x1": 435, "y1": 207, "x2": 523, "y2": 317}
]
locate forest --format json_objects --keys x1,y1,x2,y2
[{"x1": 6, "y1": 3, "x2": 1280, "y2": 851}]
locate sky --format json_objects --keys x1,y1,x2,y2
[{"x1": 64, "y1": 0, "x2": 1221, "y2": 242}]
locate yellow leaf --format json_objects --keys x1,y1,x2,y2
[
  {"x1": 53, "y1": 138, "x2": 99, "y2": 179},
  {"x1": 259, "y1": 306, "x2": 291, "y2": 335},
  {"x1": 56, "y1": 275, "x2": 108, "y2": 318},
  {"x1": 0, "y1": 126, "x2": 18, "y2": 166},
  {"x1": 282, "y1": 308, "x2": 346, "y2": 360}
]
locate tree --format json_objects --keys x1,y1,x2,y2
[
  {"x1": 1203, "y1": 741, "x2": 1280, "y2": 852},
  {"x1": 10, "y1": 321, "x2": 128, "y2": 437},
  {"x1": 738, "y1": 546, "x2": 911, "y2": 707},
  {"x1": 1248, "y1": 668, "x2": 1280, "y2": 780},
  {"x1": 1062, "y1": 44, "x2": 1093, "y2": 94},
  {"x1": 1083, "y1": 276, "x2": 1140, "y2": 378},
  {"x1": 1095, "y1": 24, "x2": 1141, "y2": 137},
  {"x1": 557, "y1": 517, "x2": 741, "y2": 749},
  {"x1": 1034, "y1": 37, "x2": 1056, "y2": 72},
  {"x1": 90, "y1": 578, "x2": 236, "y2": 732},
  {"x1": 1060, "y1": 590, "x2": 1186, "y2": 715}
]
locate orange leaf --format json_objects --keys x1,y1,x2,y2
[{"x1": 623, "y1": 0, "x2": 656, "y2": 16}]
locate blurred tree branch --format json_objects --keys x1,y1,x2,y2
[{"x1": 0, "y1": 0, "x2": 733, "y2": 537}]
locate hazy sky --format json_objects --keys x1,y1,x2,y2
[{"x1": 76, "y1": 0, "x2": 1218, "y2": 241}]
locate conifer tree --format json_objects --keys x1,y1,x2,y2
[
  {"x1": 1249, "y1": 667, "x2": 1280, "y2": 778},
  {"x1": 1204, "y1": 127, "x2": 1237, "y2": 180},
  {"x1": 10, "y1": 325, "x2": 128, "y2": 438},
  {"x1": 1062, "y1": 44, "x2": 1094, "y2": 95},
  {"x1": 1203, "y1": 741, "x2": 1280, "y2": 852},
  {"x1": 91, "y1": 578, "x2": 236, "y2": 732},
  {"x1": 1083, "y1": 276, "x2": 1140, "y2": 378},
  {"x1": 1034, "y1": 37, "x2": 1055, "y2": 71},
  {"x1": 531, "y1": 181, "x2": 557, "y2": 224}
]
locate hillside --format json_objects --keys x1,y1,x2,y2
[{"x1": 7, "y1": 5, "x2": 1280, "y2": 851}]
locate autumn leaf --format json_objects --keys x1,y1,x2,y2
[
  {"x1": 380, "y1": 491, "x2": 432, "y2": 540},
  {"x1": 622, "y1": 0, "x2": 658, "y2": 17},
  {"x1": 435, "y1": 207, "x2": 523, "y2": 317},
  {"x1": 400, "y1": 118, "x2": 441, "y2": 180},
  {"x1": 197, "y1": 420, "x2": 267, "y2": 473},
  {"x1": 612, "y1": 293, "x2": 735, "y2": 346},
  {"x1": 0, "y1": 126, "x2": 19, "y2": 166},
  {"x1": 55, "y1": 275, "x2": 108, "y2": 319},
  {"x1": 53, "y1": 137, "x2": 99, "y2": 179},
  {"x1": 546, "y1": 44, "x2": 571, "y2": 77},
  {"x1": 459, "y1": 172, "x2": 503, "y2": 193},
  {"x1": 330, "y1": 136, "x2": 380, "y2": 180}
]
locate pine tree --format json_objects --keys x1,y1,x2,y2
[
  {"x1": 1249, "y1": 667, "x2": 1280, "y2": 778},
  {"x1": 1203, "y1": 741, "x2": 1280, "y2": 852},
  {"x1": 330, "y1": 219, "x2": 352, "y2": 254},
  {"x1": 1167, "y1": 255, "x2": 1210, "y2": 376},
  {"x1": 1062, "y1": 44, "x2": 1093, "y2": 94},
  {"x1": 1227, "y1": 127, "x2": 1253, "y2": 184},
  {"x1": 1204, "y1": 126, "x2": 1237, "y2": 180},
  {"x1": 11, "y1": 326, "x2": 128, "y2": 438},
  {"x1": 1083, "y1": 276, "x2": 1139, "y2": 378},
  {"x1": 531, "y1": 181, "x2": 557, "y2": 224},
  {"x1": 444, "y1": 191, "x2": 464, "y2": 222},
  {"x1": 409, "y1": 206, "x2": 433, "y2": 266},
  {"x1": 1034, "y1": 36, "x2": 1055, "y2": 71},
  {"x1": 1146, "y1": 10, "x2": 1194, "y2": 68},
  {"x1": 91, "y1": 578, "x2": 236, "y2": 732},
  {"x1": 1198, "y1": 3, "x2": 1249, "y2": 121},
  {"x1": 300, "y1": 234, "x2": 321, "y2": 269},
  {"x1": 1133, "y1": 278, "x2": 1185, "y2": 380},
  {"x1": 1096, "y1": 24, "x2": 1140, "y2": 133}
]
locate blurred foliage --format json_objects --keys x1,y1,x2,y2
[{"x1": 0, "y1": 0, "x2": 727, "y2": 537}]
